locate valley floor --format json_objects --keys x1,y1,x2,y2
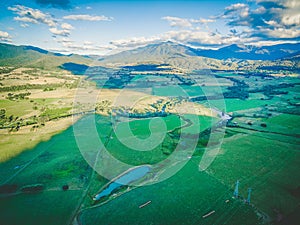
[{"x1": 0, "y1": 67, "x2": 299, "y2": 225}]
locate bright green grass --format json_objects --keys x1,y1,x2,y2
[
  {"x1": 0, "y1": 191, "x2": 83, "y2": 225},
  {"x1": 0, "y1": 99, "x2": 34, "y2": 117},
  {"x1": 265, "y1": 113, "x2": 300, "y2": 128},
  {"x1": 152, "y1": 85, "x2": 225, "y2": 97},
  {"x1": 152, "y1": 85, "x2": 199, "y2": 97},
  {"x1": 208, "y1": 130, "x2": 300, "y2": 220},
  {"x1": 106, "y1": 115, "x2": 183, "y2": 165},
  {"x1": 0, "y1": 98, "x2": 64, "y2": 118},
  {"x1": 0, "y1": 120, "x2": 94, "y2": 225},
  {"x1": 80, "y1": 157, "x2": 259, "y2": 225},
  {"x1": 115, "y1": 114, "x2": 182, "y2": 138},
  {"x1": 40, "y1": 107, "x2": 72, "y2": 120},
  {"x1": 0, "y1": 111, "x2": 298, "y2": 225},
  {"x1": 259, "y1": 113, "x2": 300, "y2": 135},
  {"x1": 0, "y1": 114, "x2": 235, "y2": 225},
  {"x1": 105, "y1": 114, "x2": 218, "y2": 165},
  {"x1": 200, "y1": 98, "x2": 274, "y2": 112}
]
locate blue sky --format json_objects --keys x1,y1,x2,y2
[{"x1": 0, "y1": 0, "x2": 299, "y2": 54}]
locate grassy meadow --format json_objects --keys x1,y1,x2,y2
[{"x1": 0, "y1": 67, "x2": 299, "y2": 225}]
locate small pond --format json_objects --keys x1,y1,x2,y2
[{"x1": 93, "y1": 165, "x2": 151, "y2": 201}]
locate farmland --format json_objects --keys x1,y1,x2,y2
[{"x1": 0, "y1": 64, "x2": 299, "y2": 225}]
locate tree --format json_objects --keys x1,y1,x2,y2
[
  {"x1": 8, "y1": 115, "x2": 13, "y2": 122},
  {"x1": 0, "y1": 109, "x2": 5, "y2": 119}
]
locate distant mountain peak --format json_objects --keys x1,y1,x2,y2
[{"x1": 192, "y1": 42, "x2": 300, "y2": 60}]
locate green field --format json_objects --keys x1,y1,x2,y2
[
  {"x1": 152, "y1": 85, "x2": 227, "y2": 98},
  {"x1": 0, "y1": 114, "x2": 260, "y2": 225},
  {"x1": 209, "y1": 128, "x2": 300, "y2": 220},
  {"x1": 0, "y1": 71, "x2": 299, "y2": 225}
]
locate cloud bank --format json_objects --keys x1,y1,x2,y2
[{"x1": 63, "y1": 14, "x2": 113, "y2": 21}]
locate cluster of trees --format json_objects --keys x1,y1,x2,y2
[
  {"x1": 0, "y1": 110, "x2": 23, "y2": 131},
  {"x1": 20, "y1": 184, "x2": 44, "y2": 193},
  {"x1": 0, "y1": 106, "x2": 73, "y2": 132},
  {"x1": 6, "y1": 92, "x2": 31, "y2": 100},
  {"x1": 191, "y1": 77, "x2": 250, "y2": 101},
  {"x1": 122, "y1": 64, "x2": 169, "y2": 71},
  {"x1": 0, "y1": 67, "x2": 15, "y2": 74},
  {"x1": 43, "y1": 87, "x2": 56, "y2": 91},
  {"x1": 249, "y1": 83, "x2": 293, "y2": 98},
  {"x1": 0, "y1": 110, "x2": 37, "y2": 131},
  {"x1": 111, "y1": 99, "x2": 173, "y2": 119},
  {"x1": 222, "y1": 77, "x2": 250, "y2": 100},
  {"x1": 0, "y1": 83, "x2": 61, "y2": 92},
  {"x1": 0, "y1": 109, "x2": 22, "y2": 131},
  {"x1": 95, "y1": 100, "x2": 111, "y2": 114},
  {"x1": 104, "y1": 73, "x2": 134, "y2": 88}
]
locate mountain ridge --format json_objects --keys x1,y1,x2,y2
[
  {"x1": 192, "y1": 43, "x2": 300, "y2": 60},
  {"x1": 0, "y1": 41, "x2": 299, "y2": 71},
  {"x1": 99, "y1": 41, "x2": 300, "y2": 71},
  {"x1": 0, "y1": 43, "x2": 93, "y2": 69}
]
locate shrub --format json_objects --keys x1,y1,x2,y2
[
  {"x1": 62, "y1": 185, "x2": 69, "y2": 191},
  {"x1": 20, "y1": 184, "x2": 44, "y2": 193},
  {"x1": 261, "y1": 123, "x2": 267, "y2": 127}
]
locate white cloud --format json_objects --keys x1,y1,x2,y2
[
  {"x1": 53, "y1": 37, "x2": 116, "y2": 54},
  {"x1": 162, "y1": 16, "x2": 192, "y2": 28},
  {"x1": 262, "y1": 27, "x2": 300, "y2": 38},
  {"x1": 56, "y1": 37, "x2": 74, "y2": 44},
  {"x1": 20, "y1": 23, "x2": 29, "y2": 28},
  {"x1": 248, "y1": 39, "x2": 299, "y2": 46},
  {"x1": 8, "y1": 5, "x2": 57, "y2": 27},
  {"x1": 162, "y1": 30, "x2": 244, "y2": 46},
  {"x1": 221, "y1": 0, "x2": 300, "y2": 40},
  {"x1": 14, "y1": 16, "x2": 38, "y2": 24},
  {"x1": 0, "y1": 30, "x2": 12, "y2": 42},
  {"x1": 8, "y1": 5, "x2": 76, "y2": 38},
  {"x1": 253, "y1": 6, "x2": 266, "y2": 14},
  {"x1": 282, "y1": 13, "x2": 300, "y2": 26},
  {"x1": 225, "y1": 3, "x2": 248, "y2": 12},
  {"x1": 110, "y1": 36, "x2": 161, "y2": 48},
  {"x1": 61, "y1": 23, "x2": 74, "y2": 30},
  {"x1": 162, "y1": 16, "x2": 216, "y2": 30},
  {"x1": 61, "y1": 41, "x2": 115, "y2": 54},
  {"x1": 49, "y1": 27, "x2": 71, "y2": 37},
  {"x1": 109, "y1": 28, "x2": 258, "y2": 51},
  {"x1": 223, "y1": 3, "x2": 250, "y2": 20},
  {"x1": 63, "y1": 14, "x2": 113, "y2": 21},
  {"x1": 83, "y1": 41, "x2": 93, "y2": 45},
  {"x1": 190, "y1": 18, "x2": 216, "y2": 24},
  {"x1": 263, "y1": 19, "x2": 279, "y2": 26}
]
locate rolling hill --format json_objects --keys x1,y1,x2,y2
[{"x1": 0, "y1": 43, "x2": 92, "y2": 70}]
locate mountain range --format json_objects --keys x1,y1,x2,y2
[
  {"x1": 99, "y1": 41, "x2": 300, "y2": 71},
  {"x1": 0, "y1": 41, "x2": 299, "y2": 71},
  {"x1": 192, "y1": 43, "x2": 300, "y2": 60}
]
